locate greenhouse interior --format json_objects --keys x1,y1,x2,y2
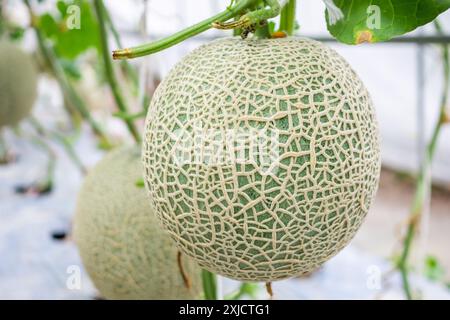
[{"x1": 0, "y1": 0, "x2": 449, "y2": 303}]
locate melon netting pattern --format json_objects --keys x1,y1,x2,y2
[
  {"x1": 142, "y1": 37, "x2": 381, "y2": 282},
  {"x1": 74, "y1": 147, "x2": 202, "y2": 299}
]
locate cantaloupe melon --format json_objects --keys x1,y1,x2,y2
[
  {"x1": 142, "y1": 37, "x2": 381, "y2": 282},
  {"x1": 73, "y1": 146, "x2": 202, "y2": 299},
  {"x1": 0, "y1": 42, "x2": 38, "y2": 127}
]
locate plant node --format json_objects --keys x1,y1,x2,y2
[
  {"x1": 213, "y1": 0, "x2": 280, "y2": 38},
  {"x1": 441, "y1": 110, "x2": 450, "y2": 124}
]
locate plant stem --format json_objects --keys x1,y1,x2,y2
[
  {"x1": 29, "y1": 116, "x2": 87, "y2": 175},
  {"x1": 102, "y1": 3, "x2": 139, "y2": 89},
  {"x1": 255, "y1": 22, "x2": 271, "y2": 39},
  {"x1": 53, "y1": 132, "x2": 87, "y2": 175},
  {"x1": 113, "y1": 110, "x2": 146, "y2": 121},
  {"x1": 113, "y1": 0, "x2": 259, "y2": 60},
  {"x1": 30, "y1": 134, "x2": 56, "y2": 193},
  {"x1": 213, "y1": 0, "x2": 281, "y2": 34},
  {"x1": 279, "y1": 0, "x2": 296, "y2": 35},
  {"x1": 397, "y1": 21, "x2": 449, "y2": 300},
  {"x1": 93, "y1": 0, "x2": 141, "y2": 143},
  {"x1": 23, "y1": 0, "x2": 112, "y2": 147},
  {"x1": 201, "y1": 270, "x2": 217, "y2": 300}
]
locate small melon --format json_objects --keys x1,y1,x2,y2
[
  {"x1": 73, "y1": 146, "x2": 202, "y2": 299},
  {"x1": 142, "y1": 37, "x2": 381, "y2": 282},
  {"x1": 0, "y1": 42, "x2": 38, "y2": 127}
]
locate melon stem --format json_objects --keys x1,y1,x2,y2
[
  {"x1": 213, "y1": 0, "x2": 281, "y2": 38},
  {"x1": 112, "y1": 0, "x2": 260, "y2": 60},
  {"x1": 278, "y1": 0, "x2": 296, "y2": 36},
  {"x1": 93, "y1": 0, "x2": 142, "y2": 144},
  {"x1": 101, "y1": 2, "x2": 139, "y2": 92}
]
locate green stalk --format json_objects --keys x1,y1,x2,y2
[
  {"x1": 213, "y1": 0, "x2": 281, "y2": 35},
  {"x1": 102, "y1": 3, "x2": 139, "y2": 89},
  {"x1": 233, "y1": 15, "x2": 243, "y2": 37},
  {"x1": 397, "y1": 21, "x2": 449, "y2": 300},
  {"x1": 255, "y1": 23, "x2": 271, "y2": 39},
  {"x1": 202, "y1": 270, "x2": 217, "y2": 300},
  {"x1": 23, "y1": 0, "x2": 112, "y2": 147},
  {"x1": 279, "y1": 0, "x2": 296, "y2": 35},
  {"x1": 113, "y1": 110, "x2": 146, "y2": 121},
  {"x1": 29, "y1": 116, "x2": 87, "y2": 175},
  {"x1": 113, "y1": 0, "x2": 259, "y2": 60},
  {"x1": 93, "y1": 0, "x2": 141, "y2": 143}
]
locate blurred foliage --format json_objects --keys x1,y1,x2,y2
[
  {"x1": 225, "y1": 282, "x2": 260, "y2": 300},
  {"x1": 135, "y1": 178, "x2": 145, "y2": 188},
  {"x1": 59, "y1": 58, "x2": 82, "y2": 80},
  {"x1": 37, "y1": 0, "x2": 100, "y2": 59},
  {"x1": 424, "y1": 255, "x2": 446, "y2": 282},
  {"x1": 7, "y1": 25, "x2": 26, "y2": 41}
]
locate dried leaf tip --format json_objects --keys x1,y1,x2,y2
[{"x1": 356, "y1": 30, "x2": 374, "y2": 44}]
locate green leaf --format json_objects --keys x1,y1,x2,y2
[
  {"x1": 38, "y1": 13, "x2": 59, "y2": 38},
  {"x1": 327, "y1": 0, "x2": 450, "y2": 44},
  {"x1": 37, "y1": 0, "x2": 100, "y2": 59}
]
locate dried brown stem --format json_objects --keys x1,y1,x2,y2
[{"x1": 177, "y1": 251, "x2": 191, "y2": 289}]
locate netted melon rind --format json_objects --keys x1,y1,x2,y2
[
  {"x1": 142, "y1": 37, "x2": 381, "y2": 282},
  {"x1": 73, "y1": 146, "x2": 202, "y2": 299},
  {"x1": 0, "y1": 42, "x2": 38, "y2": 127}
]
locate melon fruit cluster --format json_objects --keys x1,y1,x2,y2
[
  {"x1": 142, "y1": 37, "x2": 381, "y2": 282},
  {"x1": 73, "y1": 146, "x2": 202, "y2": 299},
  {"x1": 0, "y1": 42, "x2": 38, "y2": 127}
]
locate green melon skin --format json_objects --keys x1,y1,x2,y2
[
  {"x1": 142, "y1": 37, "x2": 381, "y2": 282},
  {"x1": 73, "y1": 146, "x2": 202, "y2": 300},
  {"x1": 0, "y1": 42, "x2": 38, "y2": 128}
]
